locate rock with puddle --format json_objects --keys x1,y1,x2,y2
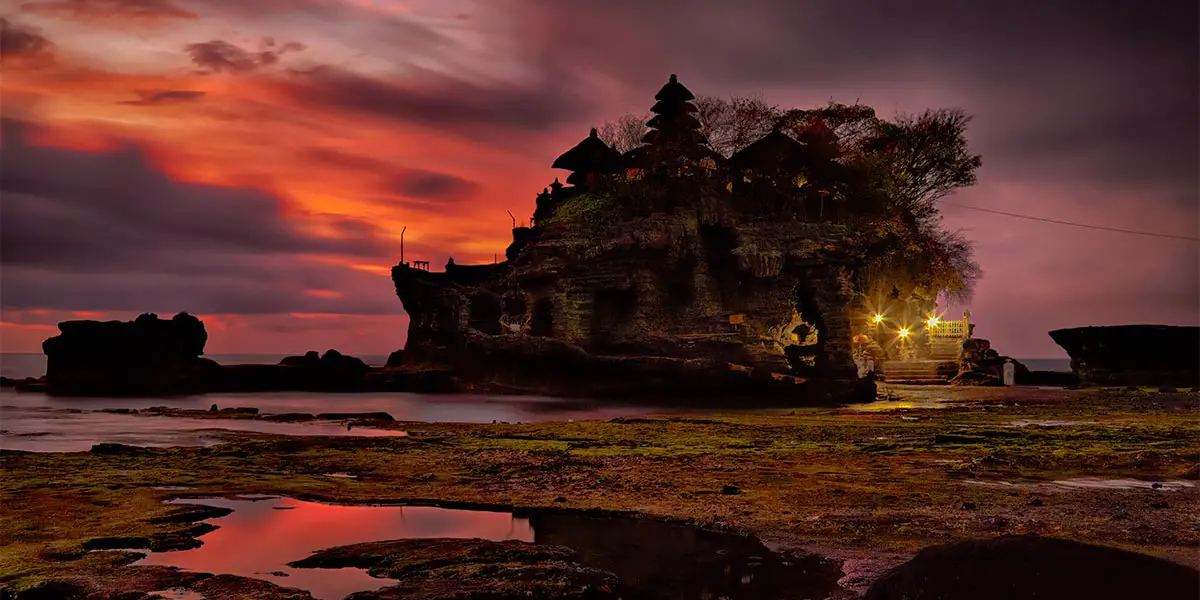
[
  {"x1": 864, "y1": 534, "x2": 1200, "y2": 600},
  {"x1": 289, "y1": 538, "x2": 618, "y2": 599}
]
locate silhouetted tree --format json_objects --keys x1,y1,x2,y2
[
  {"x1": 596, "y1": 95, "x2": 984, "y2": 301},
  {"x1": 596, "y1": 113, "x2": 648, "y2": 154},
  {"x1": 694, "y1": 94, "x2": 780, "y2": 157}
]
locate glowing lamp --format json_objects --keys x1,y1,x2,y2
[
  {"x1": 871, "y1": 314, "x2": 885, "y2": 324},
  {"x1": 927, "y1": 316, "x2": 939, "y2": 328},
  {"x1": 898, "y1": 327, "x2": 910, "y2": 339}
]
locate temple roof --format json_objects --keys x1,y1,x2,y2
[
  {"x1": 551, "y1": 128, "x2": 625, "y2": 173},
  {"x1": 647, "y1": 112, "x2": 702, "y2": 131},
  {"x1": 624, "y1": 142, "x2": 723, "y2": 168},
  {"x1": 651, "y1": 99, "x2": 697, "y2": 114},
  {"x1": 728, "y1": 128, "x2": 810, "y2": 171},
  {"x1": 653, "y1": 74, "x2": 696, "y2": 103}
]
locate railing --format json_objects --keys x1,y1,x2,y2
[{"x1": 927, "y1": 311, "x2": 971, "y2": 339}]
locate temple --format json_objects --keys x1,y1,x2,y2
[{"x1": 391, "y1": 75, "x2": 891, "y2": 402}]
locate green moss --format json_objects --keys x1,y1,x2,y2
[{"x1": 541, "y1": 192, "x2": 620, "y2": 228}]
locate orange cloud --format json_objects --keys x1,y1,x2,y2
[{"x1": 19, "y1": 0, "x2": 198, "y2": 26}]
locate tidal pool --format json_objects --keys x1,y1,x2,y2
[{"x1": 133, "y1": 496, "x2": 842, "y2": 600}]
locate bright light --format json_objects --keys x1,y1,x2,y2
[
  {"x1": 898, "y1": 327, "x2": 910, "y2": 338},
  {"x1": 872, "y1": 314, "x2": 885, "y2": 324},
  {"x1": 927, "y1": 316, "x2": 939, "y2": 328}
]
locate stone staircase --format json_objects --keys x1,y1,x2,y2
[
  {"x1": 929, "y1": 338, "x2": 963, "y2": 362},
  {"x1": 882, "y1": 359, "x2": 949, "y2": 385}
]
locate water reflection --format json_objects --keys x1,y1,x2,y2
[
  {"x1": 136, "y1": 497, "x2": 533, "y2": 600},
  {"x1": 136, "y1": 497, "x2": 842, "y2": 600}
]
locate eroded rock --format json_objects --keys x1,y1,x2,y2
[{"x1": 288, "y1": 538, "x2": 618, "y2": 600}]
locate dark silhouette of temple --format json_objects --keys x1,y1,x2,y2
[{"x1": 393, "y1": 74, "x2": 875, "y2": 403}]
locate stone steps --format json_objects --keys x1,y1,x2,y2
[{"x1": 882, "y1": 360, "x2": 948, "y2": 384}]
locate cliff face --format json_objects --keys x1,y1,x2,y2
[
  {"x1": 1049, "y1": 325, "x2": 1199, "y2": 387},
  {"x1": 393, "y1": 212, "x2": 873, "y2": 403}
]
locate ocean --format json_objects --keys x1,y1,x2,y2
[
  {"x1": 0, "y1": 353, "x2": 391, "y2": 380},
  {"x1": 0, "y1": 353, "x2": 1074, "y2": 380}
]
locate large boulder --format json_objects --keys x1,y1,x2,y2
[
  {"x1": 951, "y1": 338, "x2": 1030, "y2": 386},
  {"x1": 41, "y1": 312, "x2": 211, "y2": 396},
  {"x1": 864, "y1": 534, "x2": 1199, "y2": 600},
  {"x1": 1049, "y1": 325, "x2": 1200, "y2": 387}
]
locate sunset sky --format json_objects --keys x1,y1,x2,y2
[{"x1": 1, "y1": 0, "x2": 1196, "y2": 358}]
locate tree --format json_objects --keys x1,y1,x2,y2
[
  {"x1": 595, "y1": 95, "x2": 984, "y2": 302},
  {"x1": 595, "y1": 113, "x2": 648, "y2": 154},
  {"x1": 694, "y1": 94, "x2": 779, "y2": 157}
]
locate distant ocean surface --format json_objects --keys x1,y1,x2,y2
[
  {"x1": 0, "y1": 353, "x2": 391, "y2": 380},
  {"x1": 0, "y1": 353, "x2": 1073, "y2": 380}
]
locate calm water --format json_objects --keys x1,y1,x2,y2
[
  {"x1": 131, "y1": 496, "x2": 841, "y2": 600},
  {"x1": 0, "y1": 353, "x2": 391, "y2": 380},
  {"x1": 0, "y1": 401, "x2": 407, "y2": 452},
  {"x1": 0, "y1": 388, "x2": 682, "y2": 452}
]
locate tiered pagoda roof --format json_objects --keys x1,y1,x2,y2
[
  {"x1": 626, "y1": 74, "x2": 722, "y2": 167},
  {"x1": 552, "y1": 128, "x2": 625, "y2": 175}
]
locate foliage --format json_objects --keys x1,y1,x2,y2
[
  {"x1": 595, "y1": 113, "x2": 648, "y2": 154},
  {"x1": 694, "y1": 95, "x2": 779, "y2": 157},
  {"x1": 594, "y1": 97, "x2": 985, "y2": 301},
  {"x1": 540, "y1": 192, "x2": 621, "y2": 228}
]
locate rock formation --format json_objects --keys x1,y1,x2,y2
[
  {"x1": 1049, "y1": 325, "x2": 1200, "y2": 387},
  {"x1": 392, "y1": 75, "x2": 875, "y2": 404},
  {"x1": 864, "y1": 534, "x2": 1199, "y2": 600},
  {"x1": 36, "y1": 314, "x2": 387, "y2": 396},
  {"x1": 949, "y1": 338, "x2": 1030, "y2": 386},
  {"x1": 41, "y1": 312, "x2": 212, "y2": 396}
]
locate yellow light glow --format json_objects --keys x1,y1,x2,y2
[
  {"x1": 872, "y1": 314, "x2": 885, "y2": 324},
  {"x1": 927, "y1": 316, "x2": 939, "y2": 328},
  {"x1": 898, "y1": 327, "x2": 910, "y2": 338}
]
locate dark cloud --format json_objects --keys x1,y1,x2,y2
[
  {"x1": 0, "y1": 18, "x2": 56, "y2": 68},
  {"x1": 302, "y1": 147, "x2": 387, "y2": 171},
  {"x1": 300, "y1": 147, "x2": 481, "y2": 203},
  {"x1": 119, "y1": 89, "x2": 206, "y2": 106},
  {"x1": 389, "y1": 168, "x2": 480, "y2": 202},
  {"x1": 185, "y1": 38, "x2": 305, "y2": 74},
  {"x1": 273, "y1": 64, "x2": 597, "y2": 134},
  {"x1": 0, "y1": 119, "x2": 401, "y2": 315},
  {"x1": 530, "y1": 0, "x2": 1197, "y2": 196},
  {"x1": 19, "y1": 0, "x2": 197, "y2": 24}
]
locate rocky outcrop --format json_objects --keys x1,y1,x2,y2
[
  {"x1": 41, "y1": 312, "x2": 211, "y2": 396},
  {"x1": 390, "y1": 75, "x2": 878, "y2": 405},
  {"x1": 33, "y1": 314, "x2": 409, "y2": 396},
  {"x1": 949, "y1": 338, "x2": 1030, "y2": 386},
  {"x1": 864, "y1": 534, "x2": 1199, "y2": 600},
  {"x1": 392, "y1": 216, "x2": 874, "y2": 404},
  {"x1": 288, "y1": 538, "x2": 618, "y2": 600},
  {"x1": 1049, "y1": 325, "x2": 1200, "y2": 387}
]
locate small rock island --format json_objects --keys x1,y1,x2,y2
[{"x1": 393, "y1": 75, "x2": 910, "y2": 403}]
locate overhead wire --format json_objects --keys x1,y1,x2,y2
[{"x1": 936, "y1": 200, "x2": 1200, "y2": 240}]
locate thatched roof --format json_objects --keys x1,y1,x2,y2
[
  {"x1": 551, "y1": 128, "x2": 625, "y2": 172},
  {"x1": 651, "y1": 99, "x2": 697, "y2": 114},
  {"x1": 647, "y1": 112, "x2": 702, "y2": 131},
  {"x1": 653, "y1": 74, "x2": 696, "y2": 103},
  {"x1": 728, "y1": 128, "x2": 809, "y2": 171},
  {"x1": 640, "y1": 127, "x2": 708, "y2": 147}
]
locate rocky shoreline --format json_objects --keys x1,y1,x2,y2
[{"x1": 2, "y1": 385, "x2": 1197, "y2": 599}]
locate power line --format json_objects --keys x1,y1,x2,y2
[{"x1": 939, "y1": 201, "x2": 1200, "y2": 241}]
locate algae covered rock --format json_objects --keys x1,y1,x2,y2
[{"x1": 288, "y1": 538, "x2": 618, "y2": 600}]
